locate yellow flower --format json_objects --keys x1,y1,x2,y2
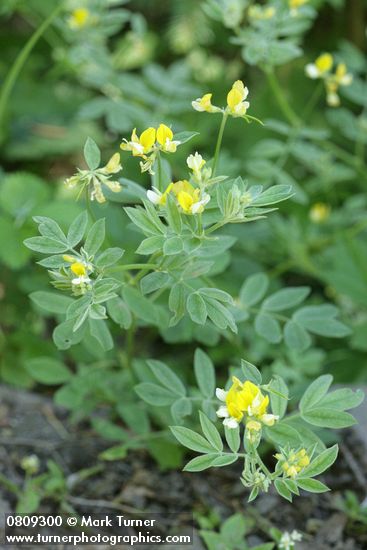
[
  {"x1": 172, "y1": 180, "x2": 210, "y2": 214},
  {"x1": 101, "y1": 153, "x2": 122, "y2": 174},
  {"x1": 248, "y1": 5, "x2": 276, "y2": 20},
  {"x1": 147, "y1": 182, "x2": 174, "y2": 206},
  {"x1": 120, "y1": 127, "x2": 156, "y2": 157},
  {"x1": 192, "y1": 93, "x2": 222, "y2": 113},
  {"x1": 156, "y1": 124, "x2": 180, "y2": 153},
  {"x1": 289, "y1": 0, "x2": 308, "y2": 15},
  {"x1": 305, "y1": 53, "x2": 333, "y2": 79},
  {"x1": 68, "y1": 8, "x2": 90, "y2": 29},
  {"x1": 187, "y1": 152, "x2": 206, "y2": 178},
  {"x1": 309, "y1": 202, "x2": 331, "y2": 223},
  {"x1": 226, "y1": 80, "x2": 250, "y2": 117},
  {"x1": 324, "y1": 63, "x2": 353, "y2": 107},
  {"x1": 279, "y1": 448, "x2": 310, "y2": 478},
  {"x1": 70, "y1": 262, "x2": 87, "y2": 277},
  {"x1": 216, "y1": 377, "x2": 278, "y2": 429}
]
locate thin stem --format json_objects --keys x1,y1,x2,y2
[
  {"x1": 303, "y1": 81, "x2": 323, "y2": 119},
  {"x1": 0, "y1": 2, "x2": 63, "y2": 129},
  {"x1": 157, "y1": 151, "x2": 163, "y2": 192},
  {"x1": 212, "y1": 112, "x2": 228, "y2": 176},
  {"x1": 265, "y1": 69, "x2": 301, "y2": 128}
]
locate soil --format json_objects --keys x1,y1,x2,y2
[{"x1": 0, "y1": 386, "x2": 366, "y2": 550}]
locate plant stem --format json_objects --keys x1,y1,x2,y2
[
  {"x1": 0, "y1": 2, "x2": 63, "y2": 130},
  {"x1": 265, "y1": 69, "x2": 301, "y2": 128},
  {"x1": 157, "y1": 151, "x2": 163, "y2": 192},
  {"x1": 212, "y1": 112, "x2": 228, "y2": 176},
  {"x1": 303, "y1": 81, "x2": 323, "y2": 119}
]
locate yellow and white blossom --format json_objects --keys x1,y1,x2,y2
[
  {"x1": 226, "y1": 80, "x2": 250, "y2": 117},
  {"x1": 156, "y1": 124, "x2": 180, "y2": 153},
  {"x1": 289, "y1": 0, "x2": 308, "y2": 16},
  {"x1": 120, "y1": 127, "x2": 156, "y2": 157},
  {"x1": 248, "y1": 5, "x2": 276, "y2": 20},
  {"x1": 69, "y1": 262, "x2": 92, "y2": 289},
  {"x1": 309, "y1": 202, "x2": 330, "y2": 223},
  {"x1": 305, "y1": 53, "x2": 333, "y2": 79},
  {"x1": 172, "y1": 180, "x2": 210, "y2": 214},
  {"x1": 68, "y1": 8, "x2": 90, "y2": 29},
  {"x1": 192, "y1": 93, "x2": 222, "y2": 113},
  {"x1": 325, "y1": 63, "x2": 353, "y2": 107},
  {"x1": 275, "y1": 448, "x2": 310, "y2": 478},
  {"x1": 187, "y1": 152, "x2": 206, "y2": 177},
  {"x1": 216, "y1": 377, "x2": 278, "y2": 429},
  {"x1": 146, "y1": 183, "x2": 174, "y2": 206}
]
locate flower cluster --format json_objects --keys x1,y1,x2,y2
[
  {"x1": 289, "y1": 0, "x2": 308, "y2": 16},
  {"x1": 148, "y1": 179, "x2": 210, "y2": 215},
  {"x1": 216, "y1": 377, "x2": 278, "y2": 433},
  {"x1": 305, "y1": 53, "x2": 352, "y2": 107},
  {"x1": 120, "y1": 124, "x2": 180, "y2": 174},
  {"x1": 275, "y1": 448, "x2": 310, "y2": 478},
  {"x1": 68, "y1": 7, "x2": 91, "y2": 29},
  {"x1": 50, "y1": 254, "x2": 94, "y2": 296},
  {"x1": 192, "y1": 80, "x2": 250, "y2": 119},
  {"x1": 65, "y1": 153, "x2": 122, "y2": 203},
  {"x1": 248, "y1": 4, "x2": 276, "y2": 20},
  {"x1": 309, "y1": 202, "x2": 331, "y2": 223},
  {"x1": 279, "y1": 530, "x2": 303, "y2": 550}
]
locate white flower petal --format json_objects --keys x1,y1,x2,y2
[
  {"x1": 215, "y1": 388, "x2": 227, "y2": 401},
  {"x1": 216, "y1": 405, "x2": 229, "y2": 418},
  {"x1": 305, "y1": 64, "x2": 319, "y2": 79},
  {"x1": 223, "y1": 417, "x2": 239, "y2": 429},
  {"x1": 147, "y1": 190, "x2": 161, "y2": 204}
]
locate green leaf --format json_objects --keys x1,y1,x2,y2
[
  {"x1": 319, "y1": 388, "x2": 365, "y2": 411},
  {"x1": 67, "y1": 211, "x2": 88, "y2": 248},
  {"x1": 200, "y1": 288, "x2": 233, "y2": 305},
  {"x1": 125, "y1": 206, "x2": 164, "y2": 236},
  {"x1": 211, "y1": 455, "x2": 238, "y2": 467},
  {"x1": 199, "y1": 412, "x2": 223, "y2": 452},
  {"x1": 95, "y1": 247, "x2": 124, "y2": 268},
  {"x1": 122, "y1": 286, "x2": 158, "y2": 324},
  {"x1": 300, "y1": 375, "x2": 333, "y2": 413},
  {"x1": 187, "y1": 292, "x2": 207, "y2": 324},
  {"x1": 24, "y1": 357, "x2": 72, "y2": 385},
  {"x1": 136, "y1": 236, "x2": 165, "y2": 255},
  {"x1": 52, "y1": 319, "x2": 85, "y2": 350},
  {"x1": 168, "y1": 283, "x2": 186, "y2": 325},
  {"x1": 225, "y1": 426, "x2": 240, "y2": 453},
  {"x1": 171, "y1": 398, "x2": 192, "y2": 424},
  {"x1": 174, "y1": 131, "x2": 199, "y2": 144},
  {"x1": 301, "y1": 445, "x2": 338, "y2": 478},
  {"x1": 140, "y1": 271, "x2": 170, "y2": 295},
  {"x1": 263, "y1": 287, "x2": 310, "y2": 311},
  {"x1": 89, "y1": 319, "x2": 113, "y2": 351},
  {"x1": 24, "y1": 236, "x2": 68, "y2": 254},
  {"x1": 30, "y1": 291, "x2": 73, "y2": 314},
  {"x1": 170, "y1": 426, "x2": 215, "y2": 453},
  {"x1": 241, "y1": 359, "x2": 262, "y2": 385},
  {"x1": 296, "y1": 478, "x2": 330, "y2": 493},
  {"x1": 294, "y1": 305, "x2": 351, "y2": 337},
  {"x1": 269, "y1": 376, "x2": 288, "y2": 419},
  {"x1": 265, "y1": 422, "x2": 301, "y2": 448},
  {"x1": 301, "y1": 408, "x2": 357, "y2": 428},
  {"x1": 84, "y1": 137, "x2": 101, "y2": 170},
  {"x1": 84, "y1": 218, "x2": 105, "y2": 256},
  {"x1": 284, "y1": 320, "x2": 311, "y2": 351},
  {"x1": 251, "y1": 185, "x2": 293, "y2": 206},
  {"x1": 183, "y1": 454, "x2": 217, "y2": 472},
  {"x1": 166, "y1": 194, "x2": 182, "y2": 234},
  {"x1": 274, "y1": 479, "x2": 292, "y2": 502},
  {"x1": 205, "y1": 298, "x2": 237, "y2": 333},
  {"x1": 107, "y1": 297, "x2": 132, "y2": 329},
  {"x1": 255, "y1": 312, "x2": 282, "y2": 343},
  {"x1": 240, "y1": 272, "x2": 269, "y2": 306},
  {"x1": 135, "y1": 382, "x2": 176, "y2": 406},
  {"x1": 163, "y1": 236, "x2": 183, "y2": 255},
  {"x1": 148, "y1": 359, "x2": 186, "y2": 397},
  {"x1": 194, "y1": 349, "x2": 215, "y2": 398},
  {"x1": 34, "y1": 216, "x2": 67, "y2": 244}
]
